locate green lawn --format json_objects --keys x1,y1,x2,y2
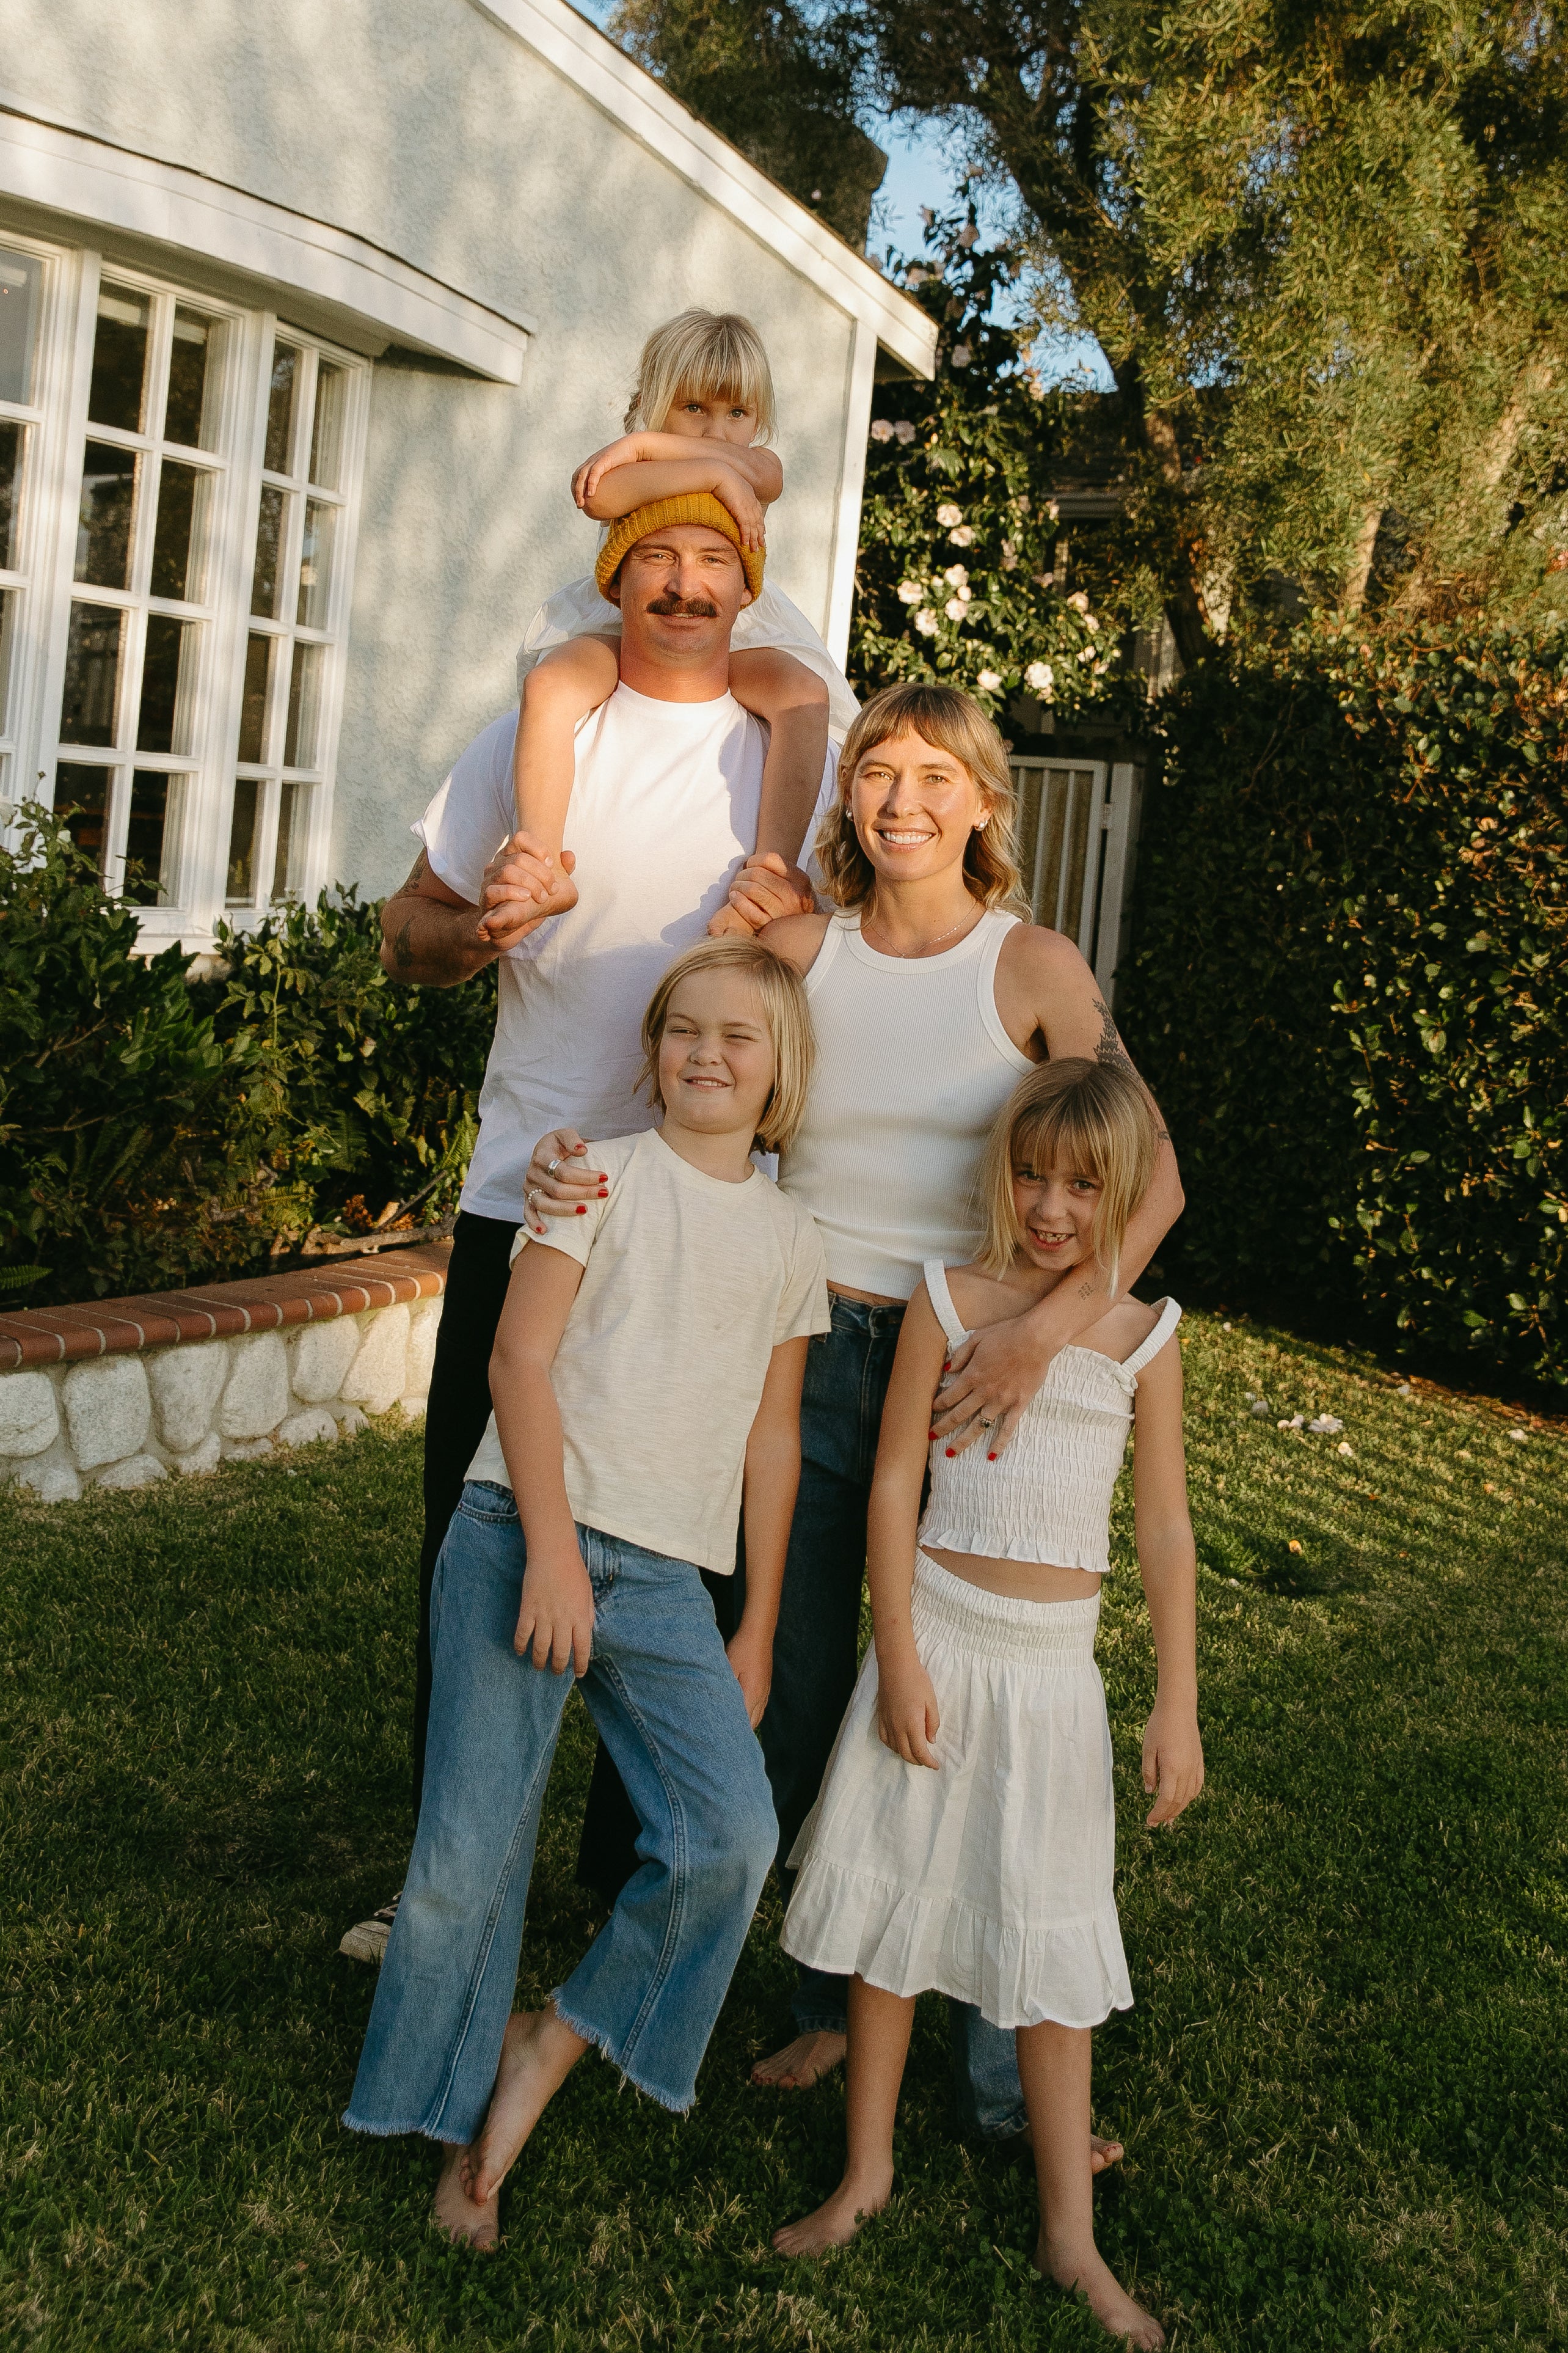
[{"x1": 2, "y1": 1311, "x2": 1564, "y2": 2351}]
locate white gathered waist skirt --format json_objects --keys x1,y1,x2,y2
[{"x1": 781, "y1": 1553, "x2": 1133, "y2": 2031}]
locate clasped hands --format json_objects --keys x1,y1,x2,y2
[{"x1": 477, "y1": 841, "x2": 813, "y2": 952}]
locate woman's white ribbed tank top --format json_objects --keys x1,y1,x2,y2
[{"x1": 778, "y1": 909, "x2": 1034, "y2": 1299}]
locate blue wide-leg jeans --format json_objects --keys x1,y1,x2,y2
[
  {"x1": 759, "y1": 1298, "x2": 1029, "y2": 2142},
  {"x1": 345, "y1": 1485, "x2": 776, "y2": 2142}
]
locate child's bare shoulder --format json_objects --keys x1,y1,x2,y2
[
  {"x1": 1089, "y1": 1294, "x2": 1165, "y2": 1354},
  {"x1": 757, "y1": 909, "x2": 830, "y2": 973}
]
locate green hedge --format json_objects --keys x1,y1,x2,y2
[
  {"x1": 1118, "y1": 622, "x2": 1568, "y2": 1385},
  {"x1": 0, "y1": 811, "x2": 495, "y2": 1307}
]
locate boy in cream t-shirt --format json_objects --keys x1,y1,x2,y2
[{"x1": 345, "y1": 939, "x2": 829, "y2": 2248}]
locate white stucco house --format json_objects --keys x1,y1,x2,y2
[{"x1": 0, "y1": 0, "x2": 934, "y2": 949}]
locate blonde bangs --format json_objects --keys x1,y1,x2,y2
[
  {"x1": 624, "y1": 309, "x2": 777, "y2": 442},
  {"x1": 636, "y1": 936, "x2": 814, "y2": 1152},
  {"x1": 975, "y1": 1059, "x2": 1159, "y2": 1290},
  {"x1": 813, "y1": 681, "x2": 1027, "y2": 913}
]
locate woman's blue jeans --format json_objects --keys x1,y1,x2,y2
[
  {"x1": 758, "y1": 1298, "x2": 1029, "y2": 2142},
  {"x1": 345, "y1": 1485, "x2": 776, "y2": 2140}
]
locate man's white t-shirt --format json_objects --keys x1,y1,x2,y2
[{"x1": 415, "y1": 684, "x2": 838, "y2": 1223}]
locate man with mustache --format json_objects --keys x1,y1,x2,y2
[{"x1": 340, "y1": 500, "x2": 830, "y2": 1964}]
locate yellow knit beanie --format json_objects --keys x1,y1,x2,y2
[{"x1": 594, "y1": 492, "x2": 765, "y2": 602}]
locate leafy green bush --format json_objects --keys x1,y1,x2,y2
[
  {"x1": 1119, "y1": 622, "x2": 1568, "y2": 1383},
  {"x1": 0, "y1": 812, "x2": 280, "y2": 1303},
  {"x1": 199, "y1": 891, "x2": 495, "y2": 1242},
  {"x1": 0, "y1": 811, "x2": 495, "y2": 1306}
]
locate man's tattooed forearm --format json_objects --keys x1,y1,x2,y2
[
  {"x1": 393, "y1": 916, "x2": 415, "y2": 970},
  {"x1": 1092, "y1": 997, "x2": 1137, "y2": 1078}
]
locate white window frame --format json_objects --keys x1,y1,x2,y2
[{"x1": 0, "y1": 220, "x2": 368, "y2": 948}]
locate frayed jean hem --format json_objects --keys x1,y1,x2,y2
[
  {"x1": 340, "y1": 2109, "x2": 469, "y2": 2146},
  {"x1": 552, "y1": 1991, "x2": 696, "y2": 2118}
]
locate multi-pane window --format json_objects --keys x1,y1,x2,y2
[
  {"x1": 56, "y1": 279, "x2": 225, "y2": 904},
  {"x1": 0, "y1": 228, "x2": 366, "y2": 942},
  {"x1": 228, "y1": 339, "x2": 352, "y2": 909},
  {"x1": 0, "y1": 244, "x2": 45, "y2": 811}
]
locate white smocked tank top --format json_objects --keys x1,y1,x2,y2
[
  {"x1": 919, "y1": 1261, "x2": 1183, "y2": 1575},
  {"x1": 776, "y1": 910, "x2": 1035, "y2": 1300}
]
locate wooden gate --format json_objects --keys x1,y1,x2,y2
[{"x1": 1008, "y1": 758, "x2": 1142, "y2": 1003}]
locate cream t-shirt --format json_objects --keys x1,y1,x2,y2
[{"x1": 465, "y1": 1129, "x2": 831, "y2": 1573}]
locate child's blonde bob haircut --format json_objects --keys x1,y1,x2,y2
[
  {"x1": 624, "y1": 309, "x2": 777, "y2": 444},
  {"x1": 975, "y1": 1057, "x2": 1159, "y2": 1294},
  {"x1": 814, "y1": 681, "x2": 1026, "y2": 913},
  {"x1": 638, "y1": 937, "x2": 813, "y2": 1154}
]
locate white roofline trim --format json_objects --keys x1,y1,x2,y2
[
  {"x1": 467, "y1": 0, "x2": 937, "y2": 379},
  {"x1": 0, "y1": 105, "x2": 533, "y2": 383}
]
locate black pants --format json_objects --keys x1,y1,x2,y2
[
  {"x1": 414, "y1": 1209, "x2": 738, "y2": 1903},
  {"x1": 414, "y1": 1210, "x2": 520, "y2": 1817}
]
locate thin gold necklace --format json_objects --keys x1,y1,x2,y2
[{"x1": 862, "y1": 900, "x2": 982, "y2": 958}]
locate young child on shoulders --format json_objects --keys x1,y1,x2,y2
[
  {"x1": 490, "y1": 309, "x2": 858, "y2": 941},
  {"x1": 345, "y1": 936, "x2": 830, "y2": 2248},
  {"x1": 775, "y1": 1057, "x2": 1204, "y2": 2351}
]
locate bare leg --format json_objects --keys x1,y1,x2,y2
[
  {"x1": 454, "y1": 2005, "x2": 591, "y2": 2211},
  {"x1": 751, "y1": 2026, "x2": 1122, "y2": 2175},
  {"x1": 713, "y1": 650, "x2": 829, "y2": 937},
  {"x1": 750, "y1": 2027, "x2": 847, "y2": 2088},
  {"x1": 1016, "y1": 2021, "x2": 1164, "y2": 2349},
  {"x1": 773, "y1": 1978, "x2": 913, "y2": 2256},
  {"x1": 486, "y1": 637, "x2": 619, "y2": 937}
]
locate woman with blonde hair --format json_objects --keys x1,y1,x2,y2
[{"x1": 523, "y1": 679, "x2": 1185, "y2": 2137}]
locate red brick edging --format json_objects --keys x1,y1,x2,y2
[{"x1": 0, "y1": 1243, "x2": 453, "y2": 1374}]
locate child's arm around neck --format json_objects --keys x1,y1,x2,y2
[{"x1": 490, "y1": 1240, "x2": 596, "y2": 1678}]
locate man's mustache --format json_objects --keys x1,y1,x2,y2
[{"x1": 644, "y1": 592, "x2": 720, "y2": 618}]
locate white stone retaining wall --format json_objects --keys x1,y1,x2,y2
[{"x1": 0, "y1": 1297, "x2": 442, "y2": 1505}]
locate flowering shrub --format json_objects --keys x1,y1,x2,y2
[
  {"x1": 1119, "y1": 622, "x2": 1568, "y2": 1383},
  {"x1": 850, "y1": 211, "x2": 1139, "y2": 731}
]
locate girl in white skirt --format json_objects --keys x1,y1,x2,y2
[{"x1": 775, "y1": 1056, "x2": 1203, "y2": 2349}]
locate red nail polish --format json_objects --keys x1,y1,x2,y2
[
  {"x1": 575, "y1": 1204, "x2": 587, "y2": 1214},
  {"x1": 928, "y1": 1430, "x2": 938, "y2": 1441},
  {"x1": 987, "y1": 1452, "x2": 997, "y2": 1462},
  {"x1": 945, "y1": 1447, "x2": 956, "y2": 1457}
]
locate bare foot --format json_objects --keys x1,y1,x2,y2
[
  {"x1": 750, "y1": 2029, "x2": 847, "y2": 2089},
  {"x1": 431, "y1": 2142, "x2": 498, "y2": 2249},
  {"x1": 1091, "y1": 2132, "x2": 1125, "y2": 2174},
  {"x1": 773, "y1": 2168, "x2": 892, "y2": 2257},
  {"x1": 459, "y1": 2007, "x2": 587, "y2": 2207},
  {"x1": 1036, "y1": 2236, "x2": 1164, "y2": 2348}
]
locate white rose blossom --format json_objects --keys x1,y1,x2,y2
[
  {"x1": 896, "y1": 580, "x2": 923, "y2": 604},
  {"x1": 943, "y1": 564, "x2": 969, "y2": 587},
  {"x1": 936, "y1": 503, "x2": 964, "y2": 527},
  {"x1": 870, "y1": 419, "x2": 894, "y2": 443},
  {"x1": 949, "y1": 524, "x2": 975, "y2": 546},
  {"x1": 977, "y1": 669, "x2": 1002, "y2": 691},
  {"x1": 1025, "y1": 661, "x2": 1054, "y2": 698},
  {"x1": 950, "y1": 342, "x2": 972, "y2": 367},
  {"x1": 915, "y1": 609, "x2": 940, "y2": 636},
  {"x1": 944, "y1": 598, "x2": 967, "y2": 621},
  {"x1": 893, "y1": 420, "x2": 917, "y2": 445},
  {"x1": 1001, "y1": 539, "x2": 1018, "y2": 569},
  {"x1": 1067, "y1": 590, "x2": 1090, "y2": 613}
]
